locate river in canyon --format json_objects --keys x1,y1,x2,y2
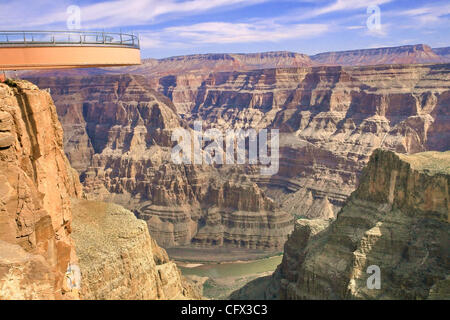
[{"x1": 176, "y1": 255, "x2": 282, "y2": 299}]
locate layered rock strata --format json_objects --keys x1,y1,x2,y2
[
  {"x1": 189, "y1": 64, "x2": 450, "y2": 219},
  {"x1": 28, "y1": 75, "x2": 293, "y2": 250},
  {"x1": 238, "y1": 149, "x2": 449, "y2": 300},
  {"x1": 27, "y1": 63, "x2": 450, "y2": 248}
]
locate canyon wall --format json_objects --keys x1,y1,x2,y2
[
  {"x1": 28, "y1": 63, "x2": 449, "y2": 252},
  {"x1": 124, "y1": 52, "x2": 313, "y2": 115},
  {"x1": 29, "y1": 74, "x2": 293, "y2": 251},
  {"x1": 0, "y1": 79, "x2": 204, "y2": 300},
  {"x1": 189, "y1": 63, "x2": 450, "y2": 218},
  {"x1": 233, "y1": 149, "x2": 449, "y2": 300},
  {"x1": 71, "y1": 199, "x2": 201, "y2": 300},
  {"x1": 22, "y1": 52, "x2": 313, "y2": 116},
  {"x1": 0, "y1": 80, "x2": 82, "y2": 299}
]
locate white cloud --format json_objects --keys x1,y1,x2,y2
[
  {"x1": 145, "y1": 21, "x2": 329, "y2": 47},
  {"x1": 346, "y1": 26, "x2": 365, "y2": 30},
  {"x1": 396, "y1": 3, "x2": 450, "y2": 27},
  {"x1": 364, "y1": 22, "x2": 390, "y2": 37},
  {"x1": 81, "y1": 0, "x2": 261, "y2": 28},
  {"x1": 0, "y1": 0, "x2": 269, "y2": 29},
  {"x1": 298, "y1": 0, "x2": 393, "y2": 19},
  {"x1": 138, "y1": 34, "x2": 164, "y2": 49}
]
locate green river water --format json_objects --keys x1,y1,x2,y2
[{"x1": 178, "y1": 255, "x2": 283, "y2": 279}]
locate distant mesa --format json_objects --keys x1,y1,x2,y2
[{"x1": 310, "y1": 44, "x2": 447, "y2": 66}]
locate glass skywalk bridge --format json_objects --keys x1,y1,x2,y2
[{"x1": 0, "y1": 31, "x2": 141, "y2": 70}]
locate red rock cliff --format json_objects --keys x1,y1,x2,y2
[{"x1": 0, "y1": 80, "x2": 82, "y2": 299}]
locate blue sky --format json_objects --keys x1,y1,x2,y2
[{"x1": 1, "y1": 0, "x2": 449, "y2": 58}]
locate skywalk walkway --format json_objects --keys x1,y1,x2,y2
[{"x1": 0, "y1": 31, "x2": 141, "y2": 70}]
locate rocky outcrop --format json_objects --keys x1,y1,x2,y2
[
  {"x1": 26, "y1": 74, "x2": 179, "y2": 172},
  {"x1": 185, "y1": 179, "x2": 293, "y2": 250},
  {"x1": 311, "y1": 44, "x2": 445, "y2": 66},
  {"x1": 0, "y1": 80, "x2": 199, "y2": 300},
  {"x1": 190, "y1": 63, "x2": 450, "y2": 219},
  {"x1": 0, "y1": 80, "x2": 82, "y2": 299},
  {"x1": 158, "y1": 73, "x2": 205, "y2": 114},
  {"x1": 253, "y1": 149, "x2": 449, "y2": 300},
  {"x1": 71, "y1": 199, "x2": 202, "y2": 300}
]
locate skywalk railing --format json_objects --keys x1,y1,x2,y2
[{"x1": 0, "y1": 31, "x2": 139, "y2": 49}]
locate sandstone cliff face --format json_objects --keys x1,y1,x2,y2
[
  {"x1": 26, "y1": 74, "x2": 179, "y2": 172},
  {"x1": 71, "y1": 199, "x2": 201, "y2": 300},
  {"x1": 0, "y1": 81, "x2": 82, "y2": 299},
  {"x1": 0, "y1": 79, "x2": 204, "y2": 299},
  {"x1": 29, "y1": 74, "x2": 293, "y2": 251},
  {"x1": 260, "y1": 150, "x2": 449, "y2": 300},
  {"x1": 158, "y1": 73, "x2": 205, "y2": 115}
]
